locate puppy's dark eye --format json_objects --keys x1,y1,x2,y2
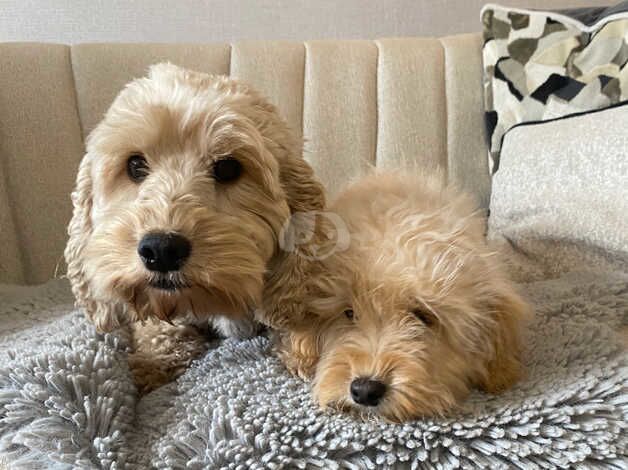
[
  {"x1": 127, "y1": 154, "x2": 149, "y2": 182},
  {"x1": 344, "y1": 308, "x2": 354, "y2": 320},
  {"x1": 212, "y1": 156, "x2": 242, "y2": 183},
  {"x1": 412, "y1": 308, "x2": 435, "y2": 327}
]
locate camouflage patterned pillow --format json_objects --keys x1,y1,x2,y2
[{"x1": 482, "y1": 2, "x2": 628, "y2": 173}]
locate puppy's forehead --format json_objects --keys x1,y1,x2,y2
[
  {"x1": 118, "y1": 74, "x2": 242, "y2": 124},
  {"x1": 123, "y1": 70, "x2": 232, "y2": 109},
  {"x1": 345, "y1": 260, "x2": 442, "y2": 312},
  {"x1": 91, "y1": 71, "x2": 262, "y2": 155}
]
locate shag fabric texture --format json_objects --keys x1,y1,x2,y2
[
  {"x1": 481, "y1": 2, "x2": 628, "y2": 173},
  {"x1": 1, "y1": 273, "x2": 627, "y2": 469}
]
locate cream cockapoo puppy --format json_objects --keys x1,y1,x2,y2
[
  {"x1": 278, "y1": 171, "x2": 530, "y2": 422},
  {"x1": 65, "y1": 63, "x2": 325, "y2": 392}
]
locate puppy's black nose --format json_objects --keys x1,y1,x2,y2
[
  {"x1": 138, "y1": 232, "x2": 191, "y2": 273},
  {"x1": 350, "y1": 377, "x2": 387, "y2": 406}
]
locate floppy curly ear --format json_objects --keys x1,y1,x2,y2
[
  {"x1": 64, "y1": 153, "x2": 122, "y2": 332},
  {"x1": 275, "y1": 328, "x2": 321, "y2": 380},
  {"x1": 260, "y1": 138, "x2": 329, "y2": 330},
  {"x1": 273, "y1": 267, "x2": 339, "y2": 377},
  {"x1": 479, "y1": 286, "x2": 531, "y2": 394},
  {"x1": 279, "y1": 154, "x2": 326, "y2": 214}
]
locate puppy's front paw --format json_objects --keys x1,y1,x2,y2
[
  {"x1": 210, "y1": 314, "x2": 260, "y2": 339},
  {"x1": 275, "y1": 331, "x2": 319, "y2": 380},
  {"x1": 282, "y1": 353, "x2": 317, "y2": 381},
  {"x1": 129, "y1": 321, "x2": 210, "y2": 394},
  {"x1": 128, "y1": 352, "x2": 178, "y2": 395}
]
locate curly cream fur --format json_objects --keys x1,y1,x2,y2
[
  {"x1": 64, "y1": 63, "x2": 325, "y2": 392},
  {"x1": 278, "y1": 171, "x2": 531, "y2": 422}
]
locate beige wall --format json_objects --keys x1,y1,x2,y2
[{"x1": 0, "y1": 0, "x2": 612, "y2": 44}]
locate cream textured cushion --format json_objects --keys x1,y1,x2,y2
[{"x1": 488, "y1": 104, "x2": 628, "y2": 280}]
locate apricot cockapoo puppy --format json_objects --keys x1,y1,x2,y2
[
  {"x1": 278, "y1": 171, "x2": 531, "y2": 422},
  {"x1": 65, "y1": 63, "x2": 325, "y2": 392}
]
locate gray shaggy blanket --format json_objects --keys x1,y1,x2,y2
[{"x1": 0, "y1": 271, "x2": 627, "y2": 469}]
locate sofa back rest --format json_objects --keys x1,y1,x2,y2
[{"x1": 0, "y1": 34, "x2": 487, "y2": 284}]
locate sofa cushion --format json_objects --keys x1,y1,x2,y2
[
  {"x1": 0, "y1": 34, "x2": 491, "y2": 283},
  {"x1": 0, "y1": 43, "x2": 84, "y2": 284},
  {"x1": 488, "y1": 103, "x2": 628, "y2": 280}
]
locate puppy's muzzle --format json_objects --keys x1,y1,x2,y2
[
  {"x1": 350, "y1": 377, "x2": 387, "y2": 406},
  {"x1": 138, "y1": 232, "x2": 191, "y2": 273}
]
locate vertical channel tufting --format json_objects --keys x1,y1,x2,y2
[
  {"x1": 0, "y1": 44, "x2": 84, "y2": 284},
  {"x1": 71, "y1": 43, "x2": 231, "y2": 139},
  {"x1": 0, "y1": 146, "x2": 23, "y2": 283},
  {"x1": 0, "y1": 36, "x2": 494, "y2": 284},
  {"x1": 302, "y1": 40, "x2": 378, "y2": 195},
  {"x1": 375, "y1": 38, "x2": 448, "y2": 172},
  {"x1": 228, "y1": 42, "x2": 233, "y2": 77},
  {"x1": 231, "y1": 42, "x2": 306, "y2": 139},
  {"x1": 440, "y1": 33, "x2": 491, "y2": 208}
]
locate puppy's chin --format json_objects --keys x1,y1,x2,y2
[
  {"x1": 129, "y1": 274, "x2": 262, "y2": 323},
  {"x1": 313, "y1": 366, "x2": 394, "y2": 422},
  {"x1": 147, "y1": 273, "x2": 189, "y2": 292},
  {"x1": 312, "y1": 356, "x2": 394, "y2": 423},
  {"x1": 313, "y1": 342, "x2": 462, "y2": 423},
  {"x1": 315, "y1": 366, "x2": 451, "y2": 423},
  {"x1": 86, "y1": 259, "x2": 263, "y2": 324},
  {"x1": 84, "y1": 214, "x2": 271, "y2": 324}
]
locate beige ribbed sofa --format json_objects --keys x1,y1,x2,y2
[{"x1": 0, "y1": 35, "x2": 489, "y2": 285}]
